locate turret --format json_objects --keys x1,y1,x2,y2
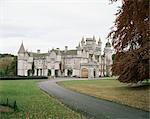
[
  {"x1": 18, "y1": 42, "x2": 25, "y2": 54},
  {"x1": 76, "y1": 42, "x2": 82, "y2": 56},
  {"x1": 98, "y1": 37, "x2": 102, "y2": 46},
  {"x1": 105, "y1": 39, "x2": 111, "y2": 48},
  {"x1": 18, "y1": 42, "x2": 26, "y2": 59},
  {"x1": 104, "y1": 40, "x2": 112, "y2": 58},
  {"x1": 81, "y1": 37, "x2": 85, "y2": 47},
  {"x1": 92, "y1": 35, "x2": 96, "y2": 45},
  {"x1": 97, "y1": 37, "x2": 102, "y2": 53},
  {"x1": 78, "y1": 42, "x2": 81, "y2": 48},
  {"x1": 104, "y1": 40, "x2": 113, "y2": 76},
  {"x1": 76, "y1": 42, "x2": 82, "y2": 50},
  {"x1": 93, "y1": 35, "x2": 96, "y2": 41},
  {"x1": 17, "y1": 42, "x2": 27, "y2": 76}
]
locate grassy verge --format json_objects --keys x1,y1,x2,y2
[
  {"x1": 58, "y1": 79, "x2": 150, "y2": 112},
  {"x1": 0, "y1": 80, "x2": 86, "y2": 119}
]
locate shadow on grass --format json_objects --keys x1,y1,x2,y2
[{"x1": 118, "y1": 82, "x2": 150, "y2": 91}]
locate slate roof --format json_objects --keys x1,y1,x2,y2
[
  {"x1": 18, "y1": 43, "x2": 25, "y2": 53},
  {"x1": 32, "y1": 53, "x2": 48, "y2": 57},
  {"x1": 61, "y1": 50, "x2": 77, "y2": 56},
  {"x1": 105, "y1": 41, "x2": 111, "y2": 47},
  {"x1": 27, "y1": 49, "x2": 77, "y2": 57}
]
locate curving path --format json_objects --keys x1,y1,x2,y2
[{"x1": 38, "y1": 79, "x2": 149, "y2": 119}]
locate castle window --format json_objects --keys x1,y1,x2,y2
[
  {"x1": 89, "y1": 54, "x2": 93, "y2": 61},
  {"x1": 95, "y1": 55, "x2": 99, "y2": 62}
]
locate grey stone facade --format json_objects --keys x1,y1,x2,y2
[{"x1": 17, "y1": 36, "x2": 113, "y2": 78}]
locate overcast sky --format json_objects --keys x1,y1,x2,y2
[{"x1": 0, "y1": 0, "x2": 121, "y2": 55}]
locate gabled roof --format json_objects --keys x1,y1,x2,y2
[
  {"x1": 31, "y1": 52, "x2": 48, "y2": 57},
  {"x1": 18, "y1": 43, "x2": 25, "y2": 53}
]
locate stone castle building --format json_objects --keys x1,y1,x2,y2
[{"x1": 17, "y1": 36, "x2": 113, "y2": 78}]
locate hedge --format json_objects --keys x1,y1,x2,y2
[{"x1": 0, "y1": 76, "x2": 48, "y2": 80}]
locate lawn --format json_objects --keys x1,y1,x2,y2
[
  {"x1": 0, "y1": 80, "x2": 86, "y2": 119},
  {"x1": 58, "y1": 79, "x2": 150, "y2": 112}
]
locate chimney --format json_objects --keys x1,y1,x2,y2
[
  {"x1": 56, "y1": 48, "x2": 61, "y2": 55},
  {"x1": 37, "y1": 49, "x2": 40, "y2": 53}
]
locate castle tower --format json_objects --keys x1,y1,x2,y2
[
  {"x1": 77, "y1": 42, "x2": 82, "y2": 56},
  {"x1": 97, "y1": 37, "x2": 102, "y2": 54},
  {"x1": 93, "y1": 35, "x2": 96, "y2": 45},
  {"x1": 81, "y1": 37, "x2": 85, "y2": 47},
  {"x1": 17, "y1": 42, "x2": 27, "y2": 76},
  {"x1": 98, "y1": 37, "x2": 102, "y2": 47},
  {"x1": 93, "y1": 35, "x2": 96, "y2": 41},
  {"x1": 104, "y1": 40, "x2": 113, "y2": 76}
]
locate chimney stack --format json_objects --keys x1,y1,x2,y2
[
  {"x1": 65, "y1": 46, "x2": 68, "y2": 52},
  {"x1": 37, "y1": 49, "x2": 40, "y2": 53}
]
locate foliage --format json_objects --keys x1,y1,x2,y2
[
  {"x1": 112, "y1": 54, "x2": 115, "y2": 62},
  {"x1": 0, "y1": 80, "x2": 86, "y2": 119},
  {"x1": 112, "y1": 48, "x2": 149, "y2": 83},
  {"x1": 108, "y1": 0, "x2": 149, "y2": 83},
  {"x1": 0, "y1": 76, "x2": 48, "y2": 80},
  {"x1": 0, "y1": 55, "x2": 17, "y2": 76},
  {"x1": 0, "y1": 53, "x2": 15, "y2": 58},
  {"x1": 9, "y1": 56, "x2": 17, "y2": 76}
]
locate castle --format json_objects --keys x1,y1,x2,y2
[{"x1": 17, "y1": 36, "x2": 113, "y2": 78}]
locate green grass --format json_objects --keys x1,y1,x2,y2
[
  {"x1": 58, "y1": 79, "x2": 150, "y2": 112},
  {"x1": 0, "y1": 80, "x2": 86, "y2": 119}
]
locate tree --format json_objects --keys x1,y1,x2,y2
[
  {"x1": 0, "y1": 55, "x2": 17, "y2": 76},
  {"x1": 108, "y1": 0, "x2": 149, "y2": 83},
  {"x1": 8, "y1": 56, "x2": 17, "y2": 76}
]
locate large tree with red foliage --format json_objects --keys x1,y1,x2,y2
[{"x1": 108, "y1": 0, "x2": 149, "y2": 83}]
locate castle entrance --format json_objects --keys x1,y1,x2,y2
[{"x1": 81, "y1": 68, "x2": 88, "y2": 78}]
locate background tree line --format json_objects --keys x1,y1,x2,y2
[{"x1": 0, "y1": 54, "x2": 17, "y2": 76}]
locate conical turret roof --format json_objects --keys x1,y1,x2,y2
[
  {"x1": 105, "y1": 40, "x2": 111, "y2": 47},
  {"x1": 18, "y1": 43, "x2": 25, "y2": 53}
]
